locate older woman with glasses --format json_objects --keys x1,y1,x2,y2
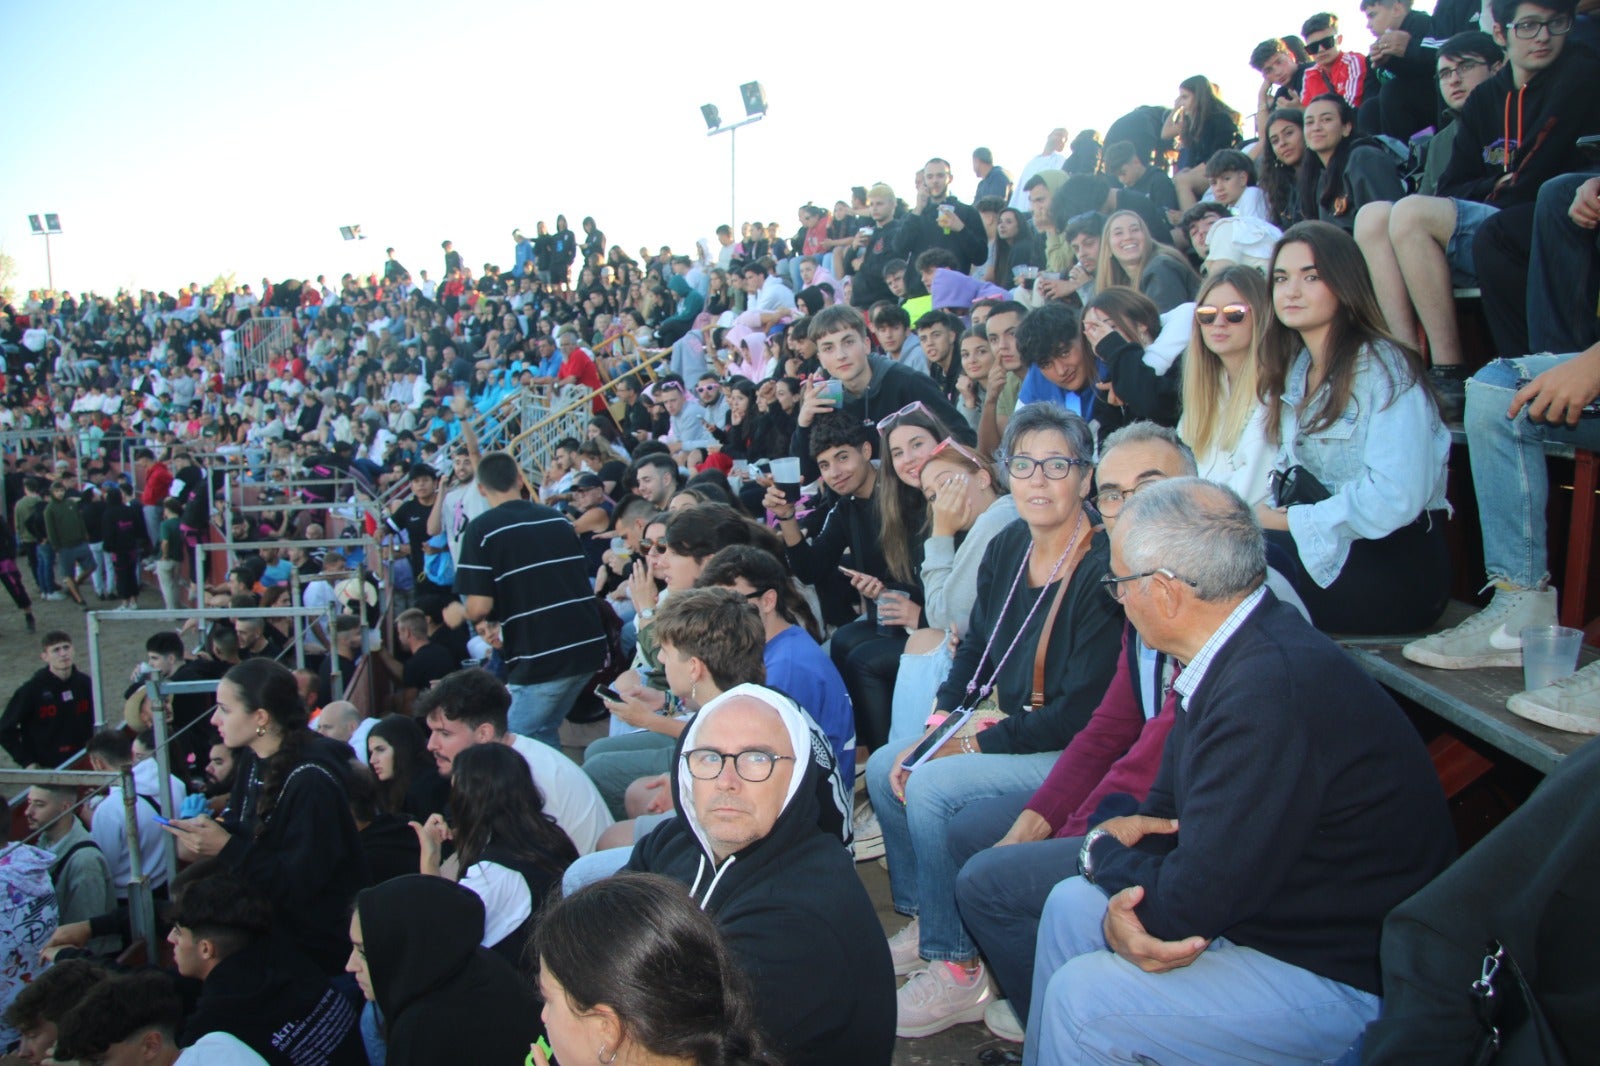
[{"x1": 862, "y1": 404, "x2": 1123, "y2": 1039}]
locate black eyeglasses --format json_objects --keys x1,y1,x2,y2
[
  {"x1": 1002, "y1": 454, "x2": 1090, "y2": 480},
  {"x1": 682, "y1": 748, "x2": 796, "y2": 782},
  {"x1": 1508, "y1": 14, "x2": 1571, "y2": 38},
  {"x1": 1100, "y1": 568, "x2": 1199, "y2": 602},
  {"x1": 1091, "y1": 478, "x2": 1163, "y2": 516},
  {"x1": 1304, "y1": 35, "x2": 1338, "y2": 52},
  {"x1": 1195, "y1": 304, "x2": 1250, "y2": 325},
  {"x1": 1435, "y1": 58, "x2": 1485, "y2": 83}
]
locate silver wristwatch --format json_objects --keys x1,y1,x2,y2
[{"x1": 1078, "y1": 826, "x2": 1114, "y2": 884}]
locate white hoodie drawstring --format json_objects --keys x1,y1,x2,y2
[{"x1": 698, "y1": 854, "x2": 736, "y2": 909}]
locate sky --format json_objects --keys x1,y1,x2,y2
[{"x1": 0, "y1": 0, "x2": 1374, "y2": 297}]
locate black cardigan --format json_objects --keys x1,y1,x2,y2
[{"x1": 937, "y1": 521, "x2": 1123, "y2": 755}]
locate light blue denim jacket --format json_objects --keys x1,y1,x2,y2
[{"x1": 1276, "y1": 341, "x2": 1450, "y2": 588}]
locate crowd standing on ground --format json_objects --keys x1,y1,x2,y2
[{"x1": 3, "y1": 0, "x2": 1600, "y2": 1061}]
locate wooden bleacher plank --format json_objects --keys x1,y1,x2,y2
[{"x1": 1342, "y1": 642, "x2": 1594, "y2": 775}]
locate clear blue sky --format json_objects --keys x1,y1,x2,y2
[{"x1": 0, "y1": 0, "x2": 1372, "y2": 296}]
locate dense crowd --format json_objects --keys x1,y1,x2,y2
[{"x1": 3, "y1": 0, "x2": 1600, "y2": 1063}]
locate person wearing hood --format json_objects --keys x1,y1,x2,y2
[
  {"x1": 791, "y1": 304, "x2": 973, "y2": 482},
  {"x1": 626, "y1": 683, "x2": 895, "y2": 1066},
  {"x1": 1082, "y1": 289, "x2": 1195, "y2": 427},
  {"x1": 348, "y1": 874, "x2": 542, "y2": 1066},
  {"x1": 655, "y1": 275, "x2": 706, "y2": 348},
  {"x1": 170, "y1": 862, "x2": 366, "y2": 1065},
  {"x1": 86, "y1": 727, "x2": 185, "y2": 899},
  {"x1": 164, "y1": 659, "x2": 368, "y2": 975}
]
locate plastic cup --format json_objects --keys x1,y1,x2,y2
[
  {"x1": 771, "y1": 456, "x2": 802, "y2": 502},
  {"x1": 818, "y1": 379, "x2": 845, "y2": 404},
  {"x1": 1520, "y1": 625, "x2": 1583, "y2": 692},
  {"x1": 877, "y1": 590, "x2": 909, "y2": 635}
]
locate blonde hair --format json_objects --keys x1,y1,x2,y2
[
  {"x1": 1095, "y1": 210, "x2": 1198, "y2": 297},
  {"x1": 1178, "y1": 266, "x2": 1270, "y2": 464},
  {"x1": 868, "y1": 182, "x2": 895, "y2": 203}
]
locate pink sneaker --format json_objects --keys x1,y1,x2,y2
[{"x1": 896, "y1": 961, "x2": 993, "y2": 1038}]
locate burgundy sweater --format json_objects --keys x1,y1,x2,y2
[{"x1": 1023, "y1": 624, "x2": 1179, "y2": 838}]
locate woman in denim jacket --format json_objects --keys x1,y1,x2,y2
[{"x1": 1256, "y1": 222, "x2": 1451, "y2": 634}]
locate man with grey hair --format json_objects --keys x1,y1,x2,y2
[
  {"x1": 314, "y1": 699, "x2": 373, "y2": 756},
  {"x1": 1023, "y1": 477, "x2": 1455, "y2": 1064}
]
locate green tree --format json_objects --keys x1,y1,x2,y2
[{"x1": 0, "y1": 246, "x2": 17, "y2": 305}]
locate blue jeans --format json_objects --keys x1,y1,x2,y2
[
  {"x1": 1527, "y1": 171, "x2": 1600, "y2": 354},
  {"x1": 1024, "y1": 876, "x2": 1378, "y2": 1065},
  {"x1": 507, "y1": 672, "x2": 591, "y2": 750},
  {"x1": 1466, "y1": 355, "x2": 1600, "y2": 588},
  {"x1": 865, "y1": 745, "x2": 1057, "y2": 962},
  {"x1": 581, "y1": 731, "x2": 675, "y2": 820},
  {"x1": 35, "y1": 543, "x2": 57, "y2": 594},
  {"x1": 951, "y1": 791, "x2": 1081, "y2": 1022}
]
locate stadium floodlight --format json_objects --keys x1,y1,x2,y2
[
  {"x1": 340, "y1": 225, "x2": 365, "y2": 241},
  {"x1": 702, "y1": 85, "x2": 768, "y2": 240},
  {"x1": 28, "y1": 212, "x2": 62, "y2": 289}
]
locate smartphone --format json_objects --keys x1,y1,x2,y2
[
  {"x1": 594, "y1": 683, "x2": 624, "y2": 704},
  {"x1": 1513, "y1": 377, "x2": 1600, "y2": 419},
  {"x1": 899, "y1": 708, "x2": 974, "y2": 772}
]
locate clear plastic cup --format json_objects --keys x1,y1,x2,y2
[{"x1": 1521, "y1": 625, "x2": 1583, "y2": 692}]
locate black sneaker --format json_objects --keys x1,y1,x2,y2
[
  {"x1": 24, "y1": 614, "x2": 35, "y2": 633},
  {"x1": 1430, "y1": 365, "x2": 1467, "y2": 423}
]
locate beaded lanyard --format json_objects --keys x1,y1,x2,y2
[{"x1": 961, "y1": 511, "x2": 1085, "y2": 709}]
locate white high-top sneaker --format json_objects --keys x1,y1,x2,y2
[
  {"x1": 1403, "y1": 585, "x2": 1558, "y2": 669},
  {"x1": 1508, "y1": 661, "x2": 1600, "y2": 734}
]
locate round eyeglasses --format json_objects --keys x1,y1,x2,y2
[{"x1": 682, "y1": 748, "x2": 796, "y2": 782}]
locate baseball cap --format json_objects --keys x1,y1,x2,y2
[{"x1": 573, "y1": 473, "x2": 604, "y2": 490}]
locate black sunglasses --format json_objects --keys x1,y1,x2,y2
[{"x1": 1304, "y1": 35, "x2": 1338, "y2": 52}]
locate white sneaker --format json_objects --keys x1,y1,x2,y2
[
  {"x1": 1402, "y1": 586, "x2": 1558, "y2": 669},
  {"x1": 44, "y1": 592, "x2": 65, "y2": 601},
  {"x1": 852, "y1": 803, "x2": 884, "y2": 862},
  {"x1": 1507, "y1": 661, "x2": 1600, "y2": 734},
  {"x1": 887, "y1": 917, "x2": 922, "y2": 976},
  {"x1": 896, "y1": 961, "x2": 993, "y2": 1038},
  {"x1": 984, "y1": 998, "x2": 1025, "y2": 1043}
]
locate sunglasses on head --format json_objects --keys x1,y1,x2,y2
[
  {"x1": 1304, "y1": 35, "x2": 1338, "y2": 52},
  {"x1": 926, "y1": 437, "x2": 984, "y2": 466},
  {"x1": 875, "y1": 400, "x2": 931, "y2": 433},
  {"x1": 1195, "y1": 304, "x2": 1250, "y2": 325}
]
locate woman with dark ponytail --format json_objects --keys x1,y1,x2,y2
[
  {"x1": 164, "y1": 656, "x2": 366, "y2": 974},
  {"x1": 533, "y1": 873, "x2": 776, "y2": 1066}
]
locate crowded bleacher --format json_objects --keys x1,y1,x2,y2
[{"x1": 3, "y1": 0, "x2": 1600, "y2": 1062}]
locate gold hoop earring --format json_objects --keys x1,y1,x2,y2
[{"x1": 255, "y1": 724, "x2": 267, "y2": 737}]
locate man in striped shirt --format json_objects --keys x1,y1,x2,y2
[{"x1": 456, "y1": 452, "x2": 607, "y2": 749}]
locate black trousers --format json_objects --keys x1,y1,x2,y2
[
  {"x1": 1473, "y1": 203, "x2": 1538, "y2": 360},
  {"x1": 829, "y1": 618, "x2": 907, "y2": 751},
  {"x1": 1265, "y1": 511, "x2": 1451, "y2": 635}
]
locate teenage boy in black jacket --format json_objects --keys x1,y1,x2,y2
[
  {"x1": 0, "y1": 630, "x2": 94, "y2": 768},
  {"x1": 790, "y1": 304, "x2": 973, "y2": 482}
]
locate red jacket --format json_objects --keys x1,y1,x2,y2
[
  {"x1": 1024, "y1": 624, "x2": 1178, "y2": 838},
  {"x1": 142, "y1": 461, "x2": 173, "y2": 506}
]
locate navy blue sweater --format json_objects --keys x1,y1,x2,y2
[{"x1": 1093, "y1": 592, "x2": 1454, "y2": 994}]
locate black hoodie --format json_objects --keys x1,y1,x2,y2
[
  {"x1": 627, "y1": 685, "x2": 895, "y2": 1066},
  {"x1": 358, "y1": 875, "x2": 542, "y2": 1066},
  {"x1": 0, "y1": 666, "x2": 95, "y2": 769},
  {"x1": 181, "y1": 936, "x2": 366, "y2": 1065},
  {"x1": 790, "y1": 353, "x2": 974, "y2": 481},
  {"x1": 1438, "y1": 42, "x2": 1600, "y2": 209},
  {"x1": 219, "y1": 734, "x2": 369, "y2": 974}
]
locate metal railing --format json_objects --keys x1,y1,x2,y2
[{"x1": 236, "y1": 316, "x2": 296, "y2": 379}]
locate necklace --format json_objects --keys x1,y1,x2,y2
[{"x1": 962, "y1": 510, "x2": 1086, "y2": 706}]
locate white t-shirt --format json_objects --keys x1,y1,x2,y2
[
  {"x1": 509, "y1": 734, "x2": 613, "y2": 854},
  {"x1": 1230, "y1": 186, "x2": 1272, "y2": 223},
  {"x1": 178, "y1": 1031, "x2": 270, "y2": 1064},
  {"x1": 458, "y1": 859, "x2": 532, "y2": 947},
  {"x1": 442, "y1": 481, "x2": 487, "y2": 562}
]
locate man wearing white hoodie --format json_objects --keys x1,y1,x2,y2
[
  {"x1": 87, "y1": 728, "x2": 186, "y2": 898},
  {"x1": 626, "y1": 684, "x2": 894, "y2": 1066}
]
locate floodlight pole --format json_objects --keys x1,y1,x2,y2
[{"x1": 708, "y1": 114, "x2": 764, "y2": 235}]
